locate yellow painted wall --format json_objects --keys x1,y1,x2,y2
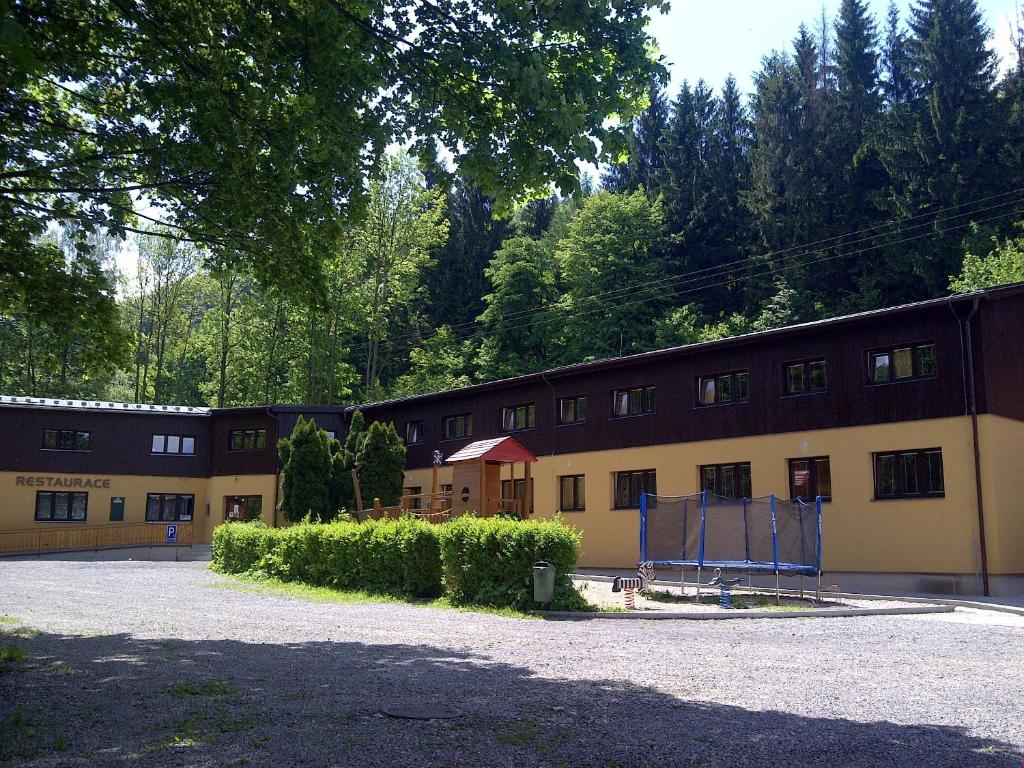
[
  {"x1": 977, "y1": 414, "x2": 1024, "y2": 575},
  {"x1": 0, "y1": 471, "x2": 278, "y2": 544},
  {"x1": 206, "y1": 474, "x2": 278, "y2": 533},
  {"x1": 401, "y1": 416, "x2": 1010, "y2": 576}
]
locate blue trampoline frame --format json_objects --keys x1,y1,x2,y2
[{"x1": 639, "y1": 490, "x2": 824, "y2": 601}]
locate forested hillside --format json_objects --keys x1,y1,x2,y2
[{"x1": 1, "y1": 0, "x2": 1022, "y2": 407}]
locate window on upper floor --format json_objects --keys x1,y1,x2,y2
[
  {"x1": 501, "y1": 403, "x2": 535, "y2": 432},
  {"x1": 698, "y1": 371, "x2": 749, "y2": 406},
  {"x1": 874, "y1": 449, "x2": 944, "y2": 499},
  {"x1": 151, "y1": 434, "x2": 196, "y2": 455},
  {"x1": 443, "y1": 413, "x2": 472, "y2": 440},
  {"x1": 228, "y1": 428, "x2": 267, "y2": 451},
  {"x1": 700, "y1": 462, "x2": 752, "y2": 500},
  {"x1": 613, "y1": 469, "x2": 656, "y2": 509},
  {"x1": 35, "y1": 491, "x2": 88, "y2": 522},
  {"x1": 612, "y1": 387, "x2": 655, "y2": 417},
  {"x1": 868, "y1": 343, "x2": 937, "y2": 384},
  {"x1": 784, "y1": 359, "x2": 827, "y2": 395},
  {"x1": 404, "y1": 421, "x2": 423, "y2": 445},
  {"x1": 788, "y1": 457, "x2": 832, "y2": 502},
  {"x1": 42, "y1": 429, "x2": 90, "y2": 451},
  {"x1": 558, "y1": 395, "x2": 587, "y2": 425}
]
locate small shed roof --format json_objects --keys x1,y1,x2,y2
[{"x1": 445, "y1": 436, "x2": 537, "y2": 464}]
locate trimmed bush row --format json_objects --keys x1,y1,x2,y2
[
  {"x1": 211, "y1": 515, "x2": 584, "y2": 610},
  {"x1": 212, "y1": 517, "x2": 442, "y2": 597}
]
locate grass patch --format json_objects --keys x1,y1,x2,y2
[
  {"x1": 212, "y1": 572, "x2": 545, "y2": 619},
  {"x1": 0, "y1": 616, "x2": 18, "y2": 625},
  {"x1": 210, "y1": 572, "x2": 407, "y2": 606},
  {"x1": 0, "y1": 645, "x2": 27, "y2": 665},
  {"x1": 166, "y1": 679, "x2": 236, "y2": 699},
  {"x1": 143, "y1": 715, "x2": 205, "y2": 753},
  {"x1": 0, "y1": 706, "x2": 44, "y2": 761},
  {"x1": 496, "y1": 723, "x2": 544, "y2": 747}
]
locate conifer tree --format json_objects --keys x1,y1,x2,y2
[
  {"x1": 358, "y1": 422, "x2": 407, "y2": 509},
  {"x1": 603, "y1": 80, "x2": 670, "y2": 195},
  {"x1": 886, "y1": 0, "x2": 1002, "y2": 293},
  {"x1": 277, "y1": 416, "x2": 334, "y2": 523},
  {"x1": 881, "y1": 1, "x2": 915, "y2": 106}
]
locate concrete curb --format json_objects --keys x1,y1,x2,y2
[
  {"x1": 570, "y1": 573, "x2": 1024, "y2": 617},
  {"x1": 538, "y1": 604, "x2": 956, "y2": 621}
]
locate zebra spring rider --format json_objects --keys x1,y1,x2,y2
[
  {"x1": 611, "y1": 563, "x2": 656, "y2": 609},
  {"x1": 706, "y1": 568, "x2": 744, "y2": 608}
]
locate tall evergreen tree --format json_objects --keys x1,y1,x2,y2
[
  {"x1": 277, "y1": 416, "x2": 334, "y2": 523},
  {"x1": 828, "y1": 0, "x2": 888, "y2": 308},
  {"x1": 424, "y1": 179, "x2": 511, "y2": 330},
  {"x1": 883, "y1": 0, "x2": 1002, "y2": 294},
  {"x1": 603, "y1": 79, "x2": 670, "y2": 195},
  {"x1": 881, "y1": 1, "x2": 915, "y2": 106}
]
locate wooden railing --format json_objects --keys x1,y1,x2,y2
[
  {"x1": 0, "y1": 522, "x2": 194, "y2": 556},
  {"x1": 372, "y1": 492, "x2": 452, "y2": 524},
  {"x1": 497, "y1": 497, "x2": 526, "y2": 517},
  {"x1": 371, "y1": 494, "x2": 529, "y2": 523}
]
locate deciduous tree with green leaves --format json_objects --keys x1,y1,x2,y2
[
  {"x1": 390, "y1": 327, "x2": 473, "y2": 398},
  {"x1": 553, "y1": 190, "x2": 668, "y2": 362},
  {"x1": 1, "y1": 0, "x2": 664, "y2": 298},
  {"x1": 476, "y1": 237, "x2": 559, "y2": 380},
  {"x1": 949, "y1": 234, "x2": 1024, "y2": 292}
]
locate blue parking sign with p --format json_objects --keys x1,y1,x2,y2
[{"x1": 166, "y1": 524, "x2": 177, "y2": 543}]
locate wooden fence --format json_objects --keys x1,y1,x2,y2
[
  {"x1": 371, "y1": 492, "x2": 527, "y2": 524},
  {"x1": 0, "y1": 522, "x2": 194, "y2": 556}
]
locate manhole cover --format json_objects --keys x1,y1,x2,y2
[{"x1": 381, "y1": 702, "x2": 462, "y2": 720}]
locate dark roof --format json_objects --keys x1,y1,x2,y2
[
  {"x1": 3, "y1": 283, "x2": 1021, "y2": 417},
  {"x1": 0, "y1": 395, "x2": 210, "y2": 415},
  {"x1": 352, "y1": 283, "x2": 1024, "y2": 413}
]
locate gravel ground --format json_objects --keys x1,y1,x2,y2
[{"x1": 1, "y1": 560, "x2": 1022, "y2": 768}]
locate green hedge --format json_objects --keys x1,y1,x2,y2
[
  {"x1": 211, "y1": 515, "x2": 584, "y2": 610},
  {"x1": 210, "y1": 521, "x2": 277, "y2": 574},
  {"x1": 212, "y1": 518, "x2": 442, "y2": 598},
  {"x1": 438, "y1": 516, "x2": 583, "y2": 610}
]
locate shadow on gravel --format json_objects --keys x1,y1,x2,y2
[{"x1": 0, "y1": 629, "x2": 1019, "y2": 768}]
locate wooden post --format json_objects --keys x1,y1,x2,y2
[
  {"x1": 524, "y1": 461, "x2": 533, "y2": 517},
  {"x1": 479, "y1": 459, "x2": 487, "y2": 516},
  {"x1": 431, "y1": 464, "x2": 439, "y2": 511},
  {"x1": 352, "y1": 469, "x2": 364, "y2": 519},
  {"x1": 373, "y1": 497, "x2": 381, "y2": 518}
]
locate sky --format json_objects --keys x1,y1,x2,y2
[{"x1": 646, "y1": 0, "x2": 1021, "y2": 98}]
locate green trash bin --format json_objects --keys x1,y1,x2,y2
[{"x1": 532, "y1": 561, "x2": 555, "y2": 603}]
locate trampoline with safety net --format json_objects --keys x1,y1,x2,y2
[{"x1": 639, "y1": 491, "x2": 823, "y2": 601}]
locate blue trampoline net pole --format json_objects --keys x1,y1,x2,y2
[
  {"x1": 742, "y1": 497, "x2": 751, "y2": 563},
  {"x1": 696, "y1": 490, "x2": 707, "y2": 603},
  {"x1": 816, "y1": 495, "x2": 824, "y2": 603},
  {"x1": 770, "y1": 494, "x2": 780, "y2": 603},
  {"x1": 639, "y1": 491, "x2": 647, "y2": 564}
]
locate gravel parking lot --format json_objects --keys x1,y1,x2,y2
[{"x1": 1, "y1": 559, "x2": 1022, "y2": 767}]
